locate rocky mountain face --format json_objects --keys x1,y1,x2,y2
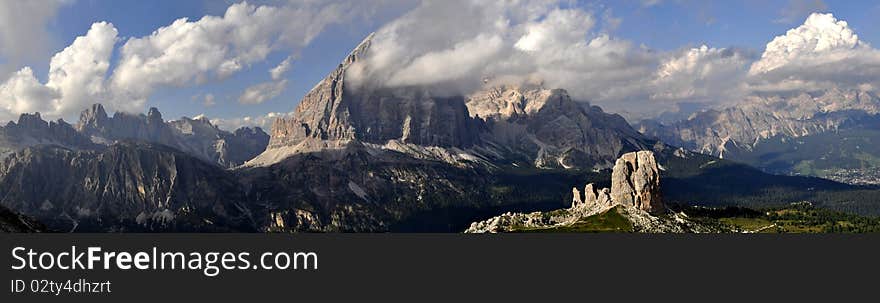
[
  {"x1": 0, "y1": 106, "x2": 269, "y2": 232},
  {"x1": 639, "y1": 89, "x2": 880, "y2": 158},
  {"x1": 637, "y1": 89, "x2": 880, "y2": 183},
  {"x1": 0, "y1": 113, "x2": 97, "y2": 157},
  {"x1": 466, "y1": 151, "x2": 710, "y2": 233},
  {"x1": 0, "y1": 142, "x2": 255, "y2": 232},
  {"x1": 239, "y1": 144, "x2": 496, "y2": 232},
  {"x1": 0, "y1": 204, "x2": 46, "y2": 232},
  {"x1": 467, "y1": 85, "x2": 650, "y2": 169},
  {"x1": 252, "y1": 34, "x2": 486, "y2": 167},
  {"x1": 572, "y1": 151, "x2": 664, "y2": 214},
  {"x1": 253, "y1": 34, "x2": 651, "y2": 171},
  {"x1": 167, "y1": 117, "x2": 269, "y2": 167},
  {"x1": 78, "y1": 104, "x2": 269, "y2": 168}
]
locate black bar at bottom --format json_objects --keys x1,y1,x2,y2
[{"x1": 1, "y1": 234, "x2": 876, "y2": 302}]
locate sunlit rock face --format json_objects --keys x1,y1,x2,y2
[{"x1": 258, "y1": 34, "x2": 652, "y2": 170}]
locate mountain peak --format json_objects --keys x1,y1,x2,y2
[
  {"x1": 147, "y1": 107, "x2": 163, "y2": 123},
  {"x1": 252, "y1": 33, "x2": 650, "y2": 169},
  {"x1": 77, "y1": 104, "x2": 110, "y2": 132},
  {"x1": 16, "y1": 112, "x2": 46, "y2": 128},
  {"x1": 256, "y1": 32, "x2": 481, "y2": 165},
  {"x1": 89, "y1": 103, "x2": 108, "y2": 118}
]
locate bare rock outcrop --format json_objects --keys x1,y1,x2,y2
[
  {"x1": 571, "y1": 183, "x2": 612, "y2": 210},
  {"x1": 252, "y1": 33, "x2": 653, "y2": 170},
  {"x1": 251, "y1": 33, "x2": 484, "y2": 167},
  {"x1": 571, "y1": 151, "x2": 663, "y2": 214},
  {"x1": 467, "y1": 150, "x2": 667, "y2": 233},
  {"x1": 265, "y1": 33, "x2": 482, "y2": 149},
  {"x1": 611, "y1": 151, "x2": 663, "y2": 213},
  {"x1": 466, "y1": 85, "x2": 650, "y2": 170}
]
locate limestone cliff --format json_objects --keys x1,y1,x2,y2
[
  {"x1": 638, "y1": 89, "x2": 880, "y2": 159},
  {"x1": 466, "y1": 85, "x2": 650, "y2": 169},
  {"x1": 77, "y1": 104, "x2": 268, "y2": 167},
  {"x1": 251, "y1": 34, "x2": 652, "y2": 170},
  {"x1": 609, "y1": 151, "x2": 663, "y2": 214},
  {"x1": 572, "y1": 150, "x2": 663, "y2": 214}
]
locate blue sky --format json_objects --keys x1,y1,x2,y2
[
  {"x1": 3, "y1": 0, "x2": 880, "y2": 128},
  {"x1": 38, "y1": 0, "x2": 372, "y2": 122}
]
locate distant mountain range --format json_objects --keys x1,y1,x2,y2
[
  {"x1": 638, "y1": 89, "x2": 880, "y2": 185},
  {"x1": 250, "y1": 35, "x2": 648, "y2": 170},
  {"x1": 1, "y1": 34, "x2": 878, "y2": 233},
  {"x1": 0, "y1": 104, "x2": 268, "y2": 168}
]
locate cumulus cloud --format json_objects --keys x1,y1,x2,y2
[
  {"x1": 747, "y1": 13, "x2": 880, "y2": 93},
  {"x1": 46, "y1": 22, "x2": 119, "y2": 116},
  {"x1": 347, "y1": 5, "x2": 880, "y2": 118},
  {"x1": 0, "y1": 1, "x2": 406, "y2": 122},
  {"x1": 210, "y1": 111, "x2": 288, "y2": 131},
  {"x1": 0, "y1": 68, "x2": 59, "y2": 121},
  {"x1": 109, "y1": 1, "x2": 353, "y2": 110},
  {"x1": 4, "y1": 1, "x2": 879, "y2": 124},
  {"x1": 652, "y1": 45, "x2": 751, "y2": 102},
  {"x1": 0, "y1": 0, "x2": 69, "y2": 78},
  {"x1": 347, "y1": 0, "x2": 659, "y2": 105},
  {"x1": 346, "y1": 0, "x2": 525, "y2": 94},
  {"x1": 0, "y1": 22, "x2": 118, "y2": 122},
  {"x1": 649, "y1": 12, "x2": 880, "y2": 110}
]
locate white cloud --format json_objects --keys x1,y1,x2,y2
[
  {"x1": 239, "y1": 79, "x2": 287, "y2": 105},
  {"x1": 109, "y1": 1, "x2": 349, "y2": 108},
  {"x1": 348, "y1": 0, "x2": 659, "y2": 104},
  {"x1": 238, "y1": 54, "x2": 295, "y2": 106},
  {"x1": 346, "y1": 0, "x2": 533, "y2": 94},
  {"x1": 652, "y1": 45, "x2": 751, "y2": 102},
  {"x1": 515, "y1": 9, "x2": 595, "y2": 52},
  {"x1": 0, "y1": 67, "x2": 59, "y2": 122},
  {"x1": 0, "y1": 1, "x2": 404, "y2": 122},
  {"x1": 348, "y1": 5, "x2": 880, "y2": 118},
  {"x1": 270, "y1": 56, "x2": 292, "y2": 80},
  {"x1": 4, "y1": 1, "x2": 879, "y2": 125},
  {"x1": 0, "y1": 22, "x2": 118, "y2": 122},
  {"x1": 747, "y1": 13, "x2": 880, "y2": 93},
  {"x1": 0, "y1": 0, "x2": 69, "y2": 78},
  {"x1": 46, "y1": 22, "x2": 118, "y2": 116},
  {"x1": 387, "y1": 33, "x2": 504, "y2": 87},
  {"x1": 210, "y1": 111, "x2": 288, "y2": 131},
  {"x1": 751, "y1": 13, "x2": 860, "y2": 75}
]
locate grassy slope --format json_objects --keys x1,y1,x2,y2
[
  {"x1": 504, "y1": 203, "x2": 880, "y2": 233},
  {"x1": 519, "y1": 206, "x2": 634, "y2": 233},
  {"x1": 682, "y1": 203, "x2": 880, "y2": 233}
]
